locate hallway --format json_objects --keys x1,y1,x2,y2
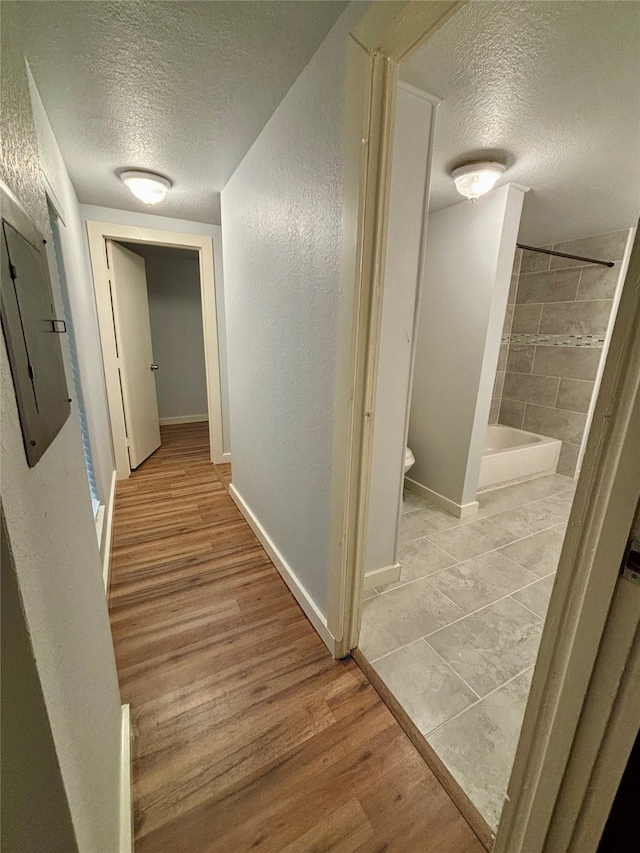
[{"x1": 108, "y1": 423, "x2": 483, "y2": 852}]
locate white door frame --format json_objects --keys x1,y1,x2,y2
[
  {"x1": 86, "y1": 220, "x2": 224, "y2": 478},
  {"x1": 329, "y1": 1, "x2": 640, "y2": 850}
]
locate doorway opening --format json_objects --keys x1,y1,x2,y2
[
  {"x1": 86, "y1": 221, "x2": 225, "y2": 482},
  {"x1": 114, "y1": 241, "x2": 209, "y2": 466},
  {"x1": 345, "y1": 1, "x2": 639, "y2": 846}
]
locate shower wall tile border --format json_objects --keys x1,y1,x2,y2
[
  {"x1": 494, "y1": 231, "x2": 625, "y2": 476},
  {"x1": 501, "y1": 333, "x2": 604, "y2": 348}
]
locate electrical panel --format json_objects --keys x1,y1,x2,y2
[{"x1": 1, "y1": 187, "x2": 70, "y2": 466}]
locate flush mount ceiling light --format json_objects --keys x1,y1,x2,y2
[
  {"x1": 451, "y1": 161, "x2": 506, "y2": 202},
  {"x1": 120, "y1": 170, "x2": 172, "y2": 205}
]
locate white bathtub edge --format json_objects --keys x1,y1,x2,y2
[
  {"x1": 404, "y1": 477, "x2": 479, "y2": 519},
  {"x1": 479, "y1": 426, "x2": 562, "y2": 490}
]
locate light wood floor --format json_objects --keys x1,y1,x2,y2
[{"x1": 109, "y1": 423, "x2": 483, "y2": 852}]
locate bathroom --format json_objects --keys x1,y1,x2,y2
[{"x1": 356, "y1": 0, "x2": 639, "y2": 842}]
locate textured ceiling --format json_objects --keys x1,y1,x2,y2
[
  {"x1": 401, "y1": 1, "x2": 640, "y2": 245},
  {"x1": 13, "y1": 0, "x2": 349, "y2": 225}
]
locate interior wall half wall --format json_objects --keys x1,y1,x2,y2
[{"x1": 408, "y1": 184, "x2": 525, "y2": 509}]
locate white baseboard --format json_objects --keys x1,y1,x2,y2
[
  {"x1": 119, "y1": 704, "x2": 133, "y2": 853},
  {"x1": 158, "y1": 414, "x2": 209, "y2": 426},
  {"x1": 102, "y1": 470, "x2": 118, "y2": 594},
  {"x1": 364, "y1": 562, "x2": 401, "y2": 591},
  {"x1": 229, "y1": 484, "x2": 337, "y2": 657},
  {"x1": 404, "y1": 476, "x2": 479, "y2": 519},
  {"x1": 213, "y1": 452, "x2": 232, "y2": 465}
]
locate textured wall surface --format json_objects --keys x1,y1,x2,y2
[
  {"x1": 365, "y1": 86, "x2": 434, "y2": 573},
  {"x1": 146, "y1": 254, "x2": 208, "y2": 420},
  {"x1": 14, "y1": 0, "x2": 348, "y2": 224},
  {"x1": 409, "y1": 185, "x2": 524, "y2": 507},
  {"x1": 402, "y1": 0, "x2": 640, "y2": 245},
  {"x1": 27, "y1": 69, "x2": 115, "y2": 505},
  {"x1": 498, "y1": 230, "x2": 629, "y2": 477},
  {"x1": 221, "y1": 2, "x2": 366, "y2": 612},
  {"x1": 81, "y1": 204, "x2": 231, "y2": 453},
  {"x1": 1, "y1": 5, "x2": 123, "y2": 850}
]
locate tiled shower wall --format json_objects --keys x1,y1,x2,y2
[
  {"x1": 491, "y1": 230, "x2": 627, "y2": 477},
  {"x1": 489, "y1": 250, "x2": 520, "y2": 424}
]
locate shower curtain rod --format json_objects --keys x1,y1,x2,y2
[{"x1": 516, "y1": 243, "x2": 615, "y2": 268}]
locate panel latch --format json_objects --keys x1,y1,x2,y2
[{"x1": 621, "y1": 537, "x2": 640, "y2": 586}]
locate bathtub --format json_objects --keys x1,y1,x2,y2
[{"x1": 478, "y1": 425, "x2": 562, "y2": 490}]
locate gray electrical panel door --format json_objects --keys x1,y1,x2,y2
[{"x1": 1, "y1": 189, "x2": 70, "y2": 466}]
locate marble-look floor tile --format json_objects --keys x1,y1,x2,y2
[
  {"x1": 359, "y1": 579, "x2": 464, "y2": 662},
  {"x1": 498, "y1": 527, "x2": 565, "y2": 576},
  {"x1": 380, "y1": 538, "x2": 456, "y2": 590},
  {"x1": 399, "y1": 508, "x2": 453, "y2": 543},
  {"x1": 429, "y1": 552, "x2": 538, "y2": 614},
  {"x1": 402, "y1": 490, "x2": 434, "y2": 514},
  {"x1": 476, "y1": 486, "x2": 529, "y2": 518},
  {"x1": 429, "y1": 669, "x2": 534, "y2": 831},
  {"x1": 428, "y1": 518, "x2": 515, "y2": 562},
  {"x1": 373, "y1": 640, "x2": 478, "y2": 736},
  {"x1": 427, "y1": 597, "x2": 543, "y2": 696},
  {"x1": 512, "y1": 574, "x2": 556, "y2": 619},
  {"x1": 418, "y1": 503, "x2": 468, "y2": 528},
  {"x1": 489, "y1": 502, "x2": 566, "y2": 539},
  {"x1": 533, "y1": 490, "x2": 575, "y2": 517},
  {"x1": 476, "y1": 473, "x2": 573, "y2": 518}
]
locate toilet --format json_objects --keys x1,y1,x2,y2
[{"x1": 404, "y1": 447, "x2": 415, "y2": 476}]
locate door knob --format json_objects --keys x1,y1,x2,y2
[{"x1": 150, "y1": 364, "x2": 159, "y2": 370}]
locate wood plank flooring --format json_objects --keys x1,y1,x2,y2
[{"x1": 109, "y1": 423, "x2": 483, "y2": 852}]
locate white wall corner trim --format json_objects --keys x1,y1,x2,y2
[
  {"x1": 229, "y1": 484, "x2": 337, "y2": 657},
  {"x1": 102, "y1": 470, "x2": 117, "y2": 593},
  {"x1": 119, "y1": 704, "x2": 133, "y2": 853},
  {"x1": 95, "y1": 504, "x2": 105, "y2": 546},
  {"x1": 363, "y1": 562, "x2": 401, "y2": 591},
  {"x1": 213, "y1": 452, "x2": 232, "y2": 465},
  {"x1": 158, "y1": 415, "x2": 209, "y2": 426},
  {"x1": 404, "y1": 476, "x2": 479, "y2": 519}
]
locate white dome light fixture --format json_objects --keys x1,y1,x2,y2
[
  {"x1": 451, "y1": 161, "x2": 506, "y2": 202},
  {"x1": 120, "y1": 170, "x2": 172, "y2": 205}
]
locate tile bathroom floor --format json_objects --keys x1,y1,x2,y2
[{"x1": 360, "y1": 472, "x2": 575, "y2": 832}]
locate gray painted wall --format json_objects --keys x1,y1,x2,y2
[
  {"x1": 146, "y1": 254, "x2": 208, "y2": 420},
  {"x1": 221, "y1": 2, "x2": 367, "y2": 613},
  {"x1": 1, "y1": 6, "x2": 123, "y2": 850}
]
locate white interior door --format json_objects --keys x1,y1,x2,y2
[{"x1": 107, "y1": 241, "x2": 161, "y2": 468}]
